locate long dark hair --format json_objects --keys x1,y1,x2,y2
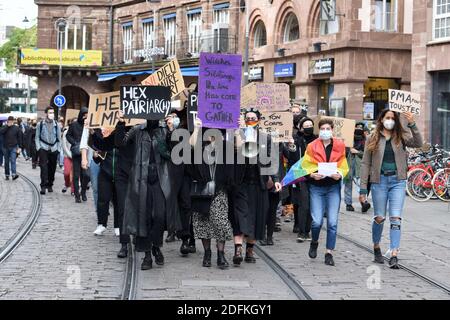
[{"x1": 367, "y1": 109, "x2": 404, "y2": 152}]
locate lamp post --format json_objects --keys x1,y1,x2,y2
[
  {"x1": 55, "y1": 18, "x2": 67, "y2": 119},
  {"x1": 242, "y1": 0, "x2": 250, "y2": 85},
  {"x1": 23, "y1": 16, "x2": 31, "y2": 113}
]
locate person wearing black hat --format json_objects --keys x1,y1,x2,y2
[{"x1": 0, "y1": 116, "x2": 22, "y2": 180}]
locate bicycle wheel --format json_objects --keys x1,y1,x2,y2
[
  {"x1": 432, "y1": 169, "x2": 450, "y2": 202},
  {"x1": 406, "y1": 168, "x2": 434, "y2": 202}
]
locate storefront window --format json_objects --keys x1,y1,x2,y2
[
  {"x1": 432, "y1": 72, "x2": 450, "y2": 150},
  {"x1": 317, "y1": 80, "x2": 334, "y2": 115},
  {"x1": 363, "y1": 78, "x2": 400, "y2": 120}
]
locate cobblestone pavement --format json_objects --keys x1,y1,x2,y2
[
  {"x1": 1, "y1": 160, "x2": 449, "y2": 300},
  {"x1": 0, "y1": 171, "x2": 34, "y2": 252},
  {"x1": 0, "y1": 159, "x2": 127, "y2": 299}
]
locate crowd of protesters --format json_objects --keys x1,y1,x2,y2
[{"x1": 0, "y1": 101, "x2": 422, "y2": 271}]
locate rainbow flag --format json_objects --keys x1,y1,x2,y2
[{"x1": 282, "y1": 138, "x2": 349, "y2": 187}]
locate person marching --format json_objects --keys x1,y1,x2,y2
[
  {"x1": 230, "y1": 109, "x2": 282, "y2": 266},
  {"x1": 35, "y1": 107, "x2": 61, "y2": 194},
  {"x1": 115, "y1": 112, "x2": 172, "y2": 270},
  {"x1": 0, "y1": 116, "x2": 22, "y2": 180},
  {"x1": 359, "y1": 110, "x2": 422, "y2": 269}
]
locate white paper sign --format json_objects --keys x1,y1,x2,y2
[{"x1": 318, "y1": 162, "x2": 337, "y2": 177}]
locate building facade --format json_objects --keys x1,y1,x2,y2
[
  {"x1": 412, "y1": 0, "x2": 450, "y2": 148},
  {"x1": 240, "y1": 0, "x2": 413, "y2": 123}
]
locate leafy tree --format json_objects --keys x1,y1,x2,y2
[{"x1": 0, "y1": 25, "x2": 37, "y2": 72}]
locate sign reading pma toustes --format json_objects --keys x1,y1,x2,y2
[{"x1": 120, "y1": 86, "x2": 172, "y2": 120}]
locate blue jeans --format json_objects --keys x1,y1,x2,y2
[
  {"x1": 2, "y1": 146, "x2": 17, "y2": 177},
  {"x1": 371, "y1": 175, "x2": 405, "y2": 250},
  {"x1": 309, "y1": 183, "x2": 342, "y2": 250},
  {"x1": 89, "y1": 160, "x2": 100, "y2": 209}
]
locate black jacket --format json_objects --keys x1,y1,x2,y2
[
  {"x1": 66, "y1": 107, "x2": 88, "y2": 154},
  {"x1": 0, "y1": 125, "x2": 23, "y2": 149}
]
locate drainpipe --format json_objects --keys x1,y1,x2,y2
[{"x1": 109, "y1": 2, "x2": 114, "y2": 65}]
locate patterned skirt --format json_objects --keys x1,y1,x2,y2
[{"x1": 192, "y1": 190, "x2": 233, "y2": 242}]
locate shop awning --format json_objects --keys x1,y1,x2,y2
[{"x1": 97, "y1": 66, "x2": 199, "y2": 82}]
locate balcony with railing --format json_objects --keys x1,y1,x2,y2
[{"x1": 113, "y1": 34, "x2": 239, "y2": 66}]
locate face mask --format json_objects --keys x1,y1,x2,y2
[
  {"x1": 293, "y1": 114, "x2": 302, "y2": 127},
  {"x1": 172, "y1": 117, "x2": 180, "y2": 129},
  {"x1": 319, "y1": 129, "x2": 332, "y2": 140},
  {"x1": 354, "y1": 128, "x2": 364, "y2": 136},
  {"x1": 303, "y1": 127, "x2": 314, "y2": 136},
  {"x1": 383, "y1": 119, "x2": 395, "y2": 130},
  {"x1": 48, "y1": 114, "x2": 55, "y2": 120},
  {"x1": 245, "y1": 120, "x2": 259, "y2": 127}
]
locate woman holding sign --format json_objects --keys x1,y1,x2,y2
[{"x1": 359, "y1": 110, "x2": 423, "y2": 269}]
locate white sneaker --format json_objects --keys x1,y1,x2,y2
[
  {"x1": 93, "y1": 225, "x2": 107, "y2": 236},
  {"x1": 114, "y1": 228, "x2": 120, "y2": 237}
]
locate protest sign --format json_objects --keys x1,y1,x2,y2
[
  {"x1": 259, "y1": 111, "x2": 293, "y2": 143},
  {"x1": 141, "y1": 59, "x2": 186, "y2": 98},
  {"x1": 388, "y1": 89, "x2": 421, "y2": 115},
  {"x1": 363, "y1": 102, "x2": 375, "y2": 120},
  {"x1": 312, "y1": 115, "x2": 356, "y2": 147},
  {"x1": 120, "y1": 86, "x2": 172, "y2": 120},
  {"x1": 198, "y1": 53, "x2": 242, "y2": 129},
  {"x1": 241, "y1": 82, "x2": 290, "y2": 111},
  {"x1": 87, "y1": 91, "x2": 144, "y2": 128},
  {"x1": 187, "y1": 92, "x2": 198, "y2": 132},
  {"x1": 64, "y1": 109, "x2": 79, "y2": 126}
]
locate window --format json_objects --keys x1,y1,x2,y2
[
  {"x1": 434, "y1": 0, "x2": 450, "y2": 40},
  {"x1": 63, "y1": 24, "x2": 92, "y2": 50},
  {"x1": 213, "y1": 6, "x2": 230, "y2": 52},
  {"x1": 253, "y1": 21, "x2": 267, "y2": 48},
  {"x1": 142, "y1": 19, "x2": 155, "y2": 51},
  {"x1": 320, "y1": 16, "x2": 340, "y2": 35},
  {"x1": 373, "y1": 0, "x2": 397, "y2": 32},
  {"x1": 187, "y1": 11, "x2": 202, "y2": 56},
  {"x1": 283, "y1": 13, "x2": 300, "y2": 42},
  {"x1": 164, "y1": 15, "x2": 177, "y2": 57},
  {"x1": 122, "y1": 23, "x2": 133, "y2": 64}
]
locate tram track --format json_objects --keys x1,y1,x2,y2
[
  {"x1": 121, "y1": 243, "x2": 138, "y2": 300},
  {"x1": 0, "y1": 172, "x2": 42, "y2": 264}
]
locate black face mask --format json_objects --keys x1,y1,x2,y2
[
  {"x1": 146, "y1": 120, "x2": 159, "y2": 131},
  {"x1": 354, "y1": 128, "x2": 364, "y2": 136},
  {"x1": 293, "y1": 114, "x2": 303, "y2": 127},
  {"x1": 303, "y1": 127, "x2": 314, "y2": 136}
]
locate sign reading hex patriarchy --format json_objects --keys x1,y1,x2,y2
[
  {"x1": 198, "y1": 52, "x2": 242, "y2": 129},
  {"x1": 388, "y1": 89, "x2": 421, "y2": 115},
  {"x1": 141, "y1": 59, "x2": 186, "y2": 98},
  {"x1": 120, "y1": 86, "x2": 172, "y2": 120},
  {"x1": 88, "y1": 91, "x2": 144, "y2": 128},
  {"x1": 187, "y1": 92, "x2": 198, "y2": 132},
  {"x1": 241, "y1": 82, "x2": 290, "y2": 111}
]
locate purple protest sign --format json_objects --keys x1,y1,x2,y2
[{"x1": 198, "y1": 52, "x2": 242, "y2": 129}]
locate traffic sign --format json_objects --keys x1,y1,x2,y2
[{"x1": 54, "y1": 95, "x2": 66, "y2": 108}]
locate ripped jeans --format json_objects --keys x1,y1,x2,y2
[{"x1": 370, "y1": 175, "x2": 406, "y2": 251}]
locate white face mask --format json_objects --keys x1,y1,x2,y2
[
  {"x1": 383, "y1": 119, "x2": 395, "y2": 130},
  {"x1": 47, "y1": 113, "x2": 55, "y2": 120},
  {"x1": 319, "y1": 129, "x2": 332, "y2": 140}
]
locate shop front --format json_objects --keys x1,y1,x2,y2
[
  {"x1": 431, "y1": 71, "x2": 450, "y2": 150},
  {"x1": 363, "y1": 78, "x2": 400, "y2": 121},
  {"x1": 274, "y1": 63, "x2": 296, "y2": 99}
]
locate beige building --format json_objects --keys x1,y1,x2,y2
[
  {"x1": 412, "y1": 0, "x2": 450, "y2": 148},
  {"x1": 240, "y1": 0, "x2": 413, "y2": 123}
]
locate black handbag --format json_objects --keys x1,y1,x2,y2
[{"x1": 190, "y1": 162, "x2": 217, "y2": 199}]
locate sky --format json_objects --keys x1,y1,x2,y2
[{"x1": 0, "y1": 0, "x2": 38, "y2": 28}]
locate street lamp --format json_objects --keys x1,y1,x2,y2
[
  {"x1": 55, "y1": 18, "x2": 67, "y2": 118},
  {"x1": 242, "y1": 0, "x2": 250, "y2": 85}
]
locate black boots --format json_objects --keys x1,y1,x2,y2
[
  {"x1": 389, "y1": 256, "x2": 399, "y2": 269},
  {"x1": 309, "y1": 241, "x2": 319, "y2": 259},
  {"x1": 361, "y1": 201, "x2": 371, "y2": 213},
  {"x1": 346, "y1": 204, "x2": 355, "y2": 212},
  {"x1": 374, "y1": 247, "x2": 384, "y2": 264},
  {"x1": 244, "y1": 247, "x2": 256, "y2": 263},
  {"x1": 188, "y1": 239, "x2": 196, "y2": 253},
  {"x1": 117, "y1": 244, "x2": 128, "y2": 258},
  {"x1": 202, "y1": 249, "x2": 212, "y2": 267},
  {"x1": 325, "y1": 253, "x2": 335, "y2": 266},
  {"x1": 75, "y1": 195, "x2": 81, "y2": 203},
  {"x1": 152, "y1": 246, "x2": 164, "y2": 265},
  {"x1": 217, "y1": 251, "x2": 229, "y2": 269},
  {"x1": 47, "y1": 186, "x2": 53, "y2": 193},
  {"x1": 232, "y1": 245, "x2": 243, "y2": 265},
  {"x1": 81, "y1": 191, "x2": 87, "y2": 202},
  {"x1": 141, "y1": 252, "x2": 153, "y2": 270},
  {"x1": 180, "y1": 240, "x2": 190, "y2": 255}
]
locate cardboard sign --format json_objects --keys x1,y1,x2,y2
[
  {"x1": 388, "y1": 89, "x2": 421, "y2": 115},
  {"x1": 187, "y1": 92, "x2": 198, "y2": 132},
  {"x1": 241, "y1": 82, "x2": 290, "y2": 111},
  {"x1": 64, "y1": 109, "x2": 79, "y2": 127},
  {"x1": 88, "y1": 91, "x2": 144, "y2": 128},
  {"x1": 120, "y1": 86, "x2": 172, "y2": 120},
  {"x1": 141, "y1": 59, "x2": 186, "y2": 98},
  {"x1": 259, "y1": 111, "x2": 293, "y2": 143},
  {"x1": 312, "y1": 115, "x2": 356, "y2": 148},
  {"x1": 198, "y1": 53, "x2": 242, "y2": 129}
]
